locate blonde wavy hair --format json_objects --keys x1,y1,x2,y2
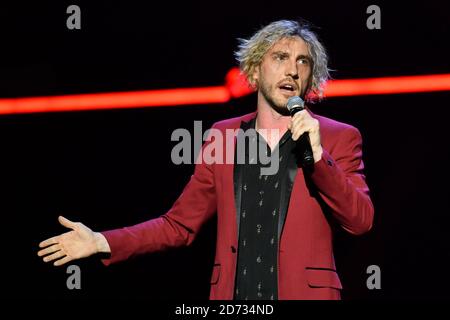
[{"x1": 235, "y1": 20, "x2": 330, "y2": 102}]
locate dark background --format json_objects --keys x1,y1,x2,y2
[{"x1": 0, "y1": 0, "x2": 449, "y2": 300}]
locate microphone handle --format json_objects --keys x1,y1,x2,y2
[
  {"x1": 290, "y1": 107, "x2": 314, "y2": 167},
  {"x1": 297, "y1": 132, "x2": 314, "y2": 167}
]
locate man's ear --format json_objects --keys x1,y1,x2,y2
[
  {"x1": 303, "y1": 74, "x2": 315, "y2": 101},
  {"x1": 304, "y1": 73, "x2": 313, "y2": 93},
  {"x1": 249, "y1": 67, "x2": 260, "y2": 89}
]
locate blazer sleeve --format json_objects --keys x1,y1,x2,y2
[
  {"x1": 100, "y1": 125, "x2": 218, "y2": 265},
  {"x1": 309, "y1": 126, "x2": 374, "y2": 235}
]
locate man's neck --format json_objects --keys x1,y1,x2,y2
[
  {"x1": 255, "y1": 102, "x2": 290, "y2": 150},
  {"x1": 256, "y1": 100, "x2": 290, "y2": 129}
]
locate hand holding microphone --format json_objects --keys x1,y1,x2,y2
[{"x1": 286, "y1": 96, "x2": 322, "y2": 167}]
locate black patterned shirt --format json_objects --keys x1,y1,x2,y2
[{"x1": 234, "y1": 118, "x2": 295, "y2": 300}]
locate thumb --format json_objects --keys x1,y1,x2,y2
[{"x1": 58, "y1": 216, "x2": 77, "y2": 229}]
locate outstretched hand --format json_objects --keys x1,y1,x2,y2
[{"x1": 38, "y1": 216, "x2": 108, "y2": 266}]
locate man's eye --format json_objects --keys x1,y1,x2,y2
[{"x1": 298, "y1": 58, "x2": 309, "y2": 65}]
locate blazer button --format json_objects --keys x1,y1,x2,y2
[
  {"x1": 327, "y1": 159, "x2": 333, "y2": 166},
  {"x1": 231, "y1": 246, "x2": 237, "y2": 253}
]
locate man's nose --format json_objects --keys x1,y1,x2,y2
[{"x1": 285, "y1": 60, "x2": 299, "y2": 79}]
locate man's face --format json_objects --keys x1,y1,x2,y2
[{"x1": 252, "y1": 36, "x2": 312, "y2": 114}]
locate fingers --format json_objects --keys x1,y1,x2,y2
[
  {"x1": 42, "y1": 250, "x2": 66, "y2": 263},
  {"x1": 58, "y1": 216, "x2": 77, "y2": 229},
  {"x1": 292, "y1": 109, "x2": 308, "y2": 121},
  {"x1": 37, "y1": 244, "x2": 61, "y2": 257},
  {"x1": 291, "y1": 112, "x2": 312, "y2": 126},
  {"x1": 39, "y1": 236, "x2": 58, "y2": 248},
  {"x1": 53, "y1": 256, "x2": 72, "y2": 267},
  {"x1": 290, "y1": 118, "x2": 308, "y2": 141},
  {"x1": 291, "y1": 121, "x2": 316, "y2": 141},
  {"x1": 289, "y1": 112, "x2": 319, "y2": 141},
  {"x1": 292, "y1": 127, "x2": 308, "y2": 141},
  {"x1": 289, "y1": 111, "x2": 308, "y2": 134}
]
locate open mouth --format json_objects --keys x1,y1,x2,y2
[{"x1": 278, "y1": 84, "x2": 296, "y2": 94}]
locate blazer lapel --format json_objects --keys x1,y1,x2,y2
[
  {"x1": 277, "y1": 105, "x2": 315, "y2": 240},
  {"x1": 233, "y1": 114, "x2": 256, "y2": 243},
  {"x1": 277, "y1": 150, "x2": 299, "y2": 241}
]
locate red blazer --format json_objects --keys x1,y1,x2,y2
[{"x1": 101, "y1": 110, "x2": 374, "y2": 300}]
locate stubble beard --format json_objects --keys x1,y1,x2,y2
[{"x1": 258, "y1": 79, "x2": 291, "y2": 117}]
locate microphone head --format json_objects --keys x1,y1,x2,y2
[{"x1": 286, "y1": 96, "x2": 305, "y2": 114}]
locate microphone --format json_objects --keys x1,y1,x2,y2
[{"x1": 286, "y1": 96, "x2": 314, "y2": 167}]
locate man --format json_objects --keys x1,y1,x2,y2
[{"x1": 38, "y1": 20, "x2": 374, "y2": 300}]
